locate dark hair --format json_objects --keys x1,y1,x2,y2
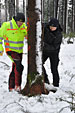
[
  {"x1": 49, "y1": 18, "x2": 59, "y2": 27},
  {"x1": 13, "y1": 12, "x2": 25, "y2": 22}
]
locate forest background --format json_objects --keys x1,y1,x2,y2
[{"x1": 0, "y1": 0, "x2": 75, "y2": 36}]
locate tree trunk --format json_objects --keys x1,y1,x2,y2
[
  {"x1": 47, "y1": 0, "x2": 50, "y2": 21},
  {"x1": 42, "y1": 0, "x2": 44, "y2": 22},
  {"x1": 54, "y1": 0, "x2": 59, "y2": 18},
  {"x1": 8, "y1": 0, "x2": 15, "y2": 20},
  {"x1": 62, "y1": 0, "x2": 64, "y2": 31},
  {"x1": 71, "y1": 0, "x2": 74, "y2": 32},
  {"x1": 5, "y1": 0, "x2": 7, "y2": 21},
  {"x1": 21, "y1": 0, "x2": 48, "y2": 96},
  {"x1": 15, "y1": 0, "x2": 19, "y2": 14},
  {"x1": 63, "y1": 0, "x2": 67, "y2": 33},
  {"x1": 23, "y1": 0, "x2": 25, "y2": 14},
  {"x1": 66, "y1": 0, "x2": 69, "y2": 34},
  {"x1": 5, "y1": 0, "x2": 9, "y2": 21},
  {"x1": 0, "y1": 0, "x2": 1, "y2": 24},
  {"x1": 74, "y1": 0, "x2": 75, "y2": 32}
]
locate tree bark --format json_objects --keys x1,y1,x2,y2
[
  {"x1": 16, "y1": 0, "x2": 19, "y2": 14},
  {"x1": 54, "y1": 0, "x2": 59, "y2": 18},
  {"x1": 23, "y1": 0, "x2": 25, "y2": 14},
  {"x1": 21, "y1": 0, "x2": 48, "y2": 96},
  {"x1": 71, "y1": 0, "x2": 74, "y2": 32},
  {"x1": 0, "y1": 0, "x2": 1, "y2": 23},
  {"x1": 63, "y1": 0, "x2": 67, "y2": 33},
  {"x1": 8, "y1": 0, "x2": 15, "y2": 20},
  {"x1": 74, "y1": 0, "x2": 75, "y2": 32}
]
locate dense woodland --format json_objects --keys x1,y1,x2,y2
[
  {"x1": 0, "y1": 0, "x2": 75, "y2": 34},
  {"x1": 43, "y1": 0, "x2": 75, "y2": 36}
]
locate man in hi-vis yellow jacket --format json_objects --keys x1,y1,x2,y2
[{"x1": 0, "y1": 13, "x2": 27, "y2": 92}]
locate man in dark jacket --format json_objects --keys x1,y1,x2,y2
[{"x1": 43, "y1": 18, "x2": 62, "y2": 91}]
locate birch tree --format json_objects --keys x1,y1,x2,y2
[{"x1": 21, "y1": 0, "x2": 48, "y2": 96}]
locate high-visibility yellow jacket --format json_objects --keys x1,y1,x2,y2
[{"x1": 0, "y1": 18, "x2": 27, "y2": 53}]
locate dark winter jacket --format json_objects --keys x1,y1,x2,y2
[{"x1": 43, "y1": 19, "x2": 62, "y2": 54}]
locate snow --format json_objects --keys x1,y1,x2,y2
[
  {"x1": 0, "y1": 38, "x2": 75, "y2": 113},
  {"x1": 36, "y1": 0, "x2": 42, "y2": 75}
]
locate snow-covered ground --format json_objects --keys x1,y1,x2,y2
[{"x1": 0, "y1": 39, "x2": 75, "y2": 113}]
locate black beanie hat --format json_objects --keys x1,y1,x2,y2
[
  {"x1": 14, "y1": 13, "x2": 25, "y2": 22},
  {"x1": 49, "y1": 18, "x2": 59, "y2": 27}
]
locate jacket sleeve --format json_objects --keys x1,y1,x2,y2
[
  {"x1": 0, "y1": 23, "x2": 6, "y2": 53},
  {"x1": 24, "y1": 24, "x2": 27, "y2": 36},
  {"x1": 53, "y1": 32, "x2": 62, "y2": 50}
]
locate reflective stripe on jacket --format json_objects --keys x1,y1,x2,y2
[
  {"x1": 0, "y1": 18, "x2": 27, "y2": 53},
  {"x1": 0, "y1": 37, "x2": 3, "y2": 53}
]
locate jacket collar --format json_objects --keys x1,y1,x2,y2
[{"x1": 11, "y1": 18, "x2": 24, "y2": 29}]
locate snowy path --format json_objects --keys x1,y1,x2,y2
[{"x1": 0, "y1": 41, "x2": 75, "y2": 113}]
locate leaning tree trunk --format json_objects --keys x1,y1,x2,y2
[{"x1": 21, "y1": 0, "x2": 48, "y2": 96}]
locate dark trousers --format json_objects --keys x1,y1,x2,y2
[
  {"x1": 43, "y1": 52, "x2": 59, "y2": 87},
  {"x1": 7, "y1": 51, "x2": 24, "y2": 89}
]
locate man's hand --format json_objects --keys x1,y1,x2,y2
[{"x1": 0, "y1": 52, "x2": 3, "y2": 56}]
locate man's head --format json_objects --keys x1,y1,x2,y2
[
  {"x1": 49, "y1": 18, "x2": 59, "y2": 31},
  {"x1": 14, "y1": 13, "x2": 25, "y2": 27}
]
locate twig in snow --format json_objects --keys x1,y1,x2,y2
[
  {"x1": 0, "y1": 61, "x2": 10, "y2": 67},
  {"x1": 0, "y1": 61, "x2": 10, "y2": 70},
  {"x1": 2, "y1": 101, "x2": 32, "y2": 113},
  {"x1": 58, "y1": 106, "x2": 70, "y2": 113}
]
